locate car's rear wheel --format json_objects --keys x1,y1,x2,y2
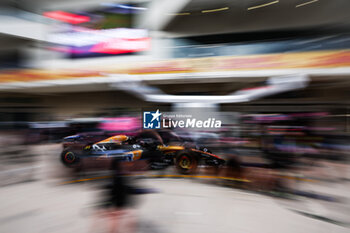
[
  {"x1": 61, "y1": 150, "x2": 79, "y2": 166},
  {"x1": 175, "y1": 151, "x2": 198, "y2": 174}
]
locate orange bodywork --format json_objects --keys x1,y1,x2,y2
[
  {"x1": 96, "y1": 135, "x2": 129, "y2": 145},
  {"x1": 130, "y1": 150, "x2": 143, "y2": 160},
  {"x1": 158, "y1": 145, "x2": 185, "y2": 154}
]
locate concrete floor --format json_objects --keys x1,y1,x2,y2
[{"x1": 0, "y1": 144, "x2": 349, "y2": 233}]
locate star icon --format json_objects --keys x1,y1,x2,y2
[{"x1": 150, "y1": 109, "x2": 162, "y2": 122}]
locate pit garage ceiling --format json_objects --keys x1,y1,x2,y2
[
  {"x1": 7, "y1": 0, "x2": 350, "y2": 36},
  {"x1": 152, "y1": 0, "x2": 350, "y2": 36}
]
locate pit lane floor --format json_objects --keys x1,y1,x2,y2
[{"x1": 0, "y1": 143, "x2": 349, "y2": 233}]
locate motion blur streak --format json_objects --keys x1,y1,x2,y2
[
  {"x1": 0, "y1": 0, "x2": 350, "y2": 233},
  {"x1": 43, "y1": 11, "x2": 91, "y2": 24}
]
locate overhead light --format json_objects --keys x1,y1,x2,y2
[
  {"x1": 201, "y1": 7, "x2": 229, "y2": 13},
  {"x1": 247, "y1": 0, "x2": 279, "y2": 10},
  {"x1": 296, "y1": 0, "x2": 319, "y2": 8},
  {"x1": 101, "y1": 3, "x2": 147, "y2": 10}
]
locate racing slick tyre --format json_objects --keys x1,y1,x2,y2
[
  {"x1": 175, "y1": 151, "x2": 199, "y2": 174},
  {"x1": 61, "y1": 150, "x2": 80, "y2": 167}
]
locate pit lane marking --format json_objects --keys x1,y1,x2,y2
[
  {"x1": 60, "y1": 173, "x2": 318, "y2": 185},
  {"x1": 60, "y1": 174, "x2": 251, "y2": 185}
]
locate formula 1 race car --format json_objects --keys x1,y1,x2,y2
[{"x1": 60, "y1": 133, "x2": 225, "y2": 174}]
